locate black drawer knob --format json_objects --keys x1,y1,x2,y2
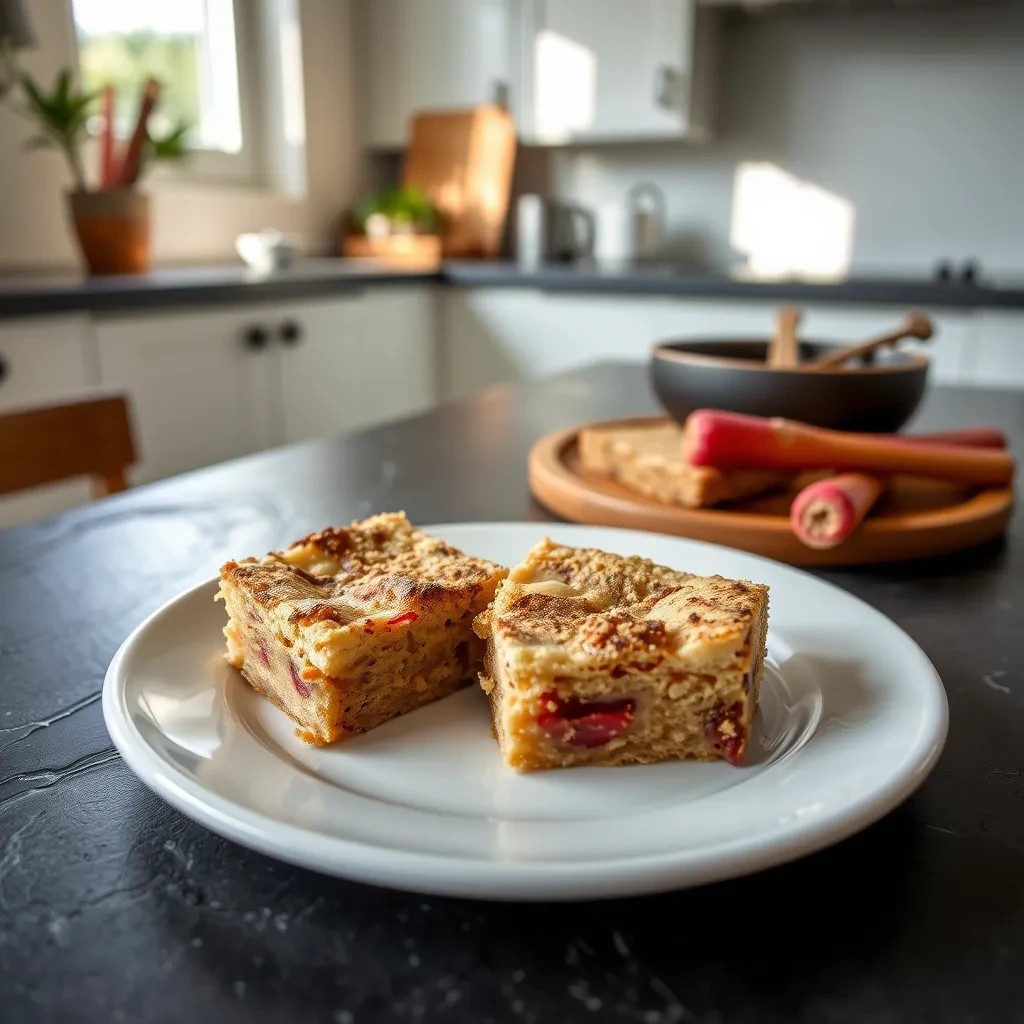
[
  {"x1": 279, "y1": 320, "x2": 303, "y2": 345},
  {"x1": 244, "y1": 325, "x2": 268, "y2": 350}
]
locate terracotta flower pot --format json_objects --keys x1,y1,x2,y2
[{"x1": 67, "y1": 189, "x2": 151, "y2": 276}]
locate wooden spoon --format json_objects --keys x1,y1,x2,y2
[
  {"x1": 805, "y1": 313, "x2": 934, "y2": 370},
  {"x1": 767, "y1": 307, "x2": 801, "y2": 368}
]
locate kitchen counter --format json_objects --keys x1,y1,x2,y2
[
  {"x1": 1, "y1": 362, "x2": 1022, "y2": 1023},
  {"x1": 0, "y1": 259, "x2": 430, "y2": 318},
  {"x1": 2, "y1": 257, "x2": 1023, "y2": 319}
]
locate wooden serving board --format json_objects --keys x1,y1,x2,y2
[{"x1": 529, "y1": 417, "x2": 1014, "y2": 566}]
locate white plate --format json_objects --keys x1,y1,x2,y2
[{"x1": 103, "y1": 523, "x2": 947, "y2": 901}]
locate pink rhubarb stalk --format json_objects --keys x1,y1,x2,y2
[
  {"x1": 790, "y1": 473, "x2": 883, "y2": 549},
  {"x1": 682, "y1": 410, "x2": 1014, "y2": 486}
]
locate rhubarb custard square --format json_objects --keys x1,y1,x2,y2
[
  {"x1": 218, "y1": 512, "x2": 507, "y2": 745},
  {"x1": 473, "y1": 539, "x2": 768, "y2": 771}
]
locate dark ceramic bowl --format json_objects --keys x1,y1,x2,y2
[{"x1": 650, "y1": 339, "x2": 929, "y2": 433}]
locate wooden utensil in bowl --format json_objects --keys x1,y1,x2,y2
[
  {"x1": 767, "y1": 307, "x2": 802, "y2": 368},
  {"x1": 804, "y1": 313, "x2": 933, "y2": 369}
]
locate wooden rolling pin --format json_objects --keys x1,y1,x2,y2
[{"x1": 683, "y1": 410, "x2": 1015, "y2": 486}]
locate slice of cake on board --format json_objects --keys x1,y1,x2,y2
[
  {"x1": 578, "y1": 420, "x2": 786, "y2": 508},
  {"x1": 474, "y1": 538, "x2": 769, "y2": 771},
  {"x1": 218, "y1": 512, "x2": 507, "y2": 744}
]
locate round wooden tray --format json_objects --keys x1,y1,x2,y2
[{"x1": 529, "y1": 417, "x2": 1015, "y2": 566}]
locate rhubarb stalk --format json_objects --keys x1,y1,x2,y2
[
  {"x1": 791, "y1": 473, "x2": 883, "y2": 549},
  {"x1": 116, "y1": 78, "x2": 160, "y2": 187},
  {"x1": 99, "y1": 85, "x2": 116, "y2": 188},
  {"x1": 683, "y1": 410, "x2": 1014, "y2": 486}
]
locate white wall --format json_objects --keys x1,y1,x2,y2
[
  {"x1": 0, "y1": 0, "x2": 360, "y2": 270},
  {"x1": 547, "y1": 3, "x2": 1024, "y2": 276}
]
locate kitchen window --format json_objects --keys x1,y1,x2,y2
[{"x1": 71, "y1": 0, "x2": 264, "y2": 184}]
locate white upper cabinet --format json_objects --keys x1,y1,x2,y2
[
  {"x1": 358, "y1": 0, "x2": 714, "y2": 148},
  {"x1": 360, "y1": 0, "x2": 514, "y2": 149},
  {"x1": 517, "y1": 0, "x2": 713, "y2": 144}
]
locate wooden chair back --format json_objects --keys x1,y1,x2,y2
[{"x1": 0, "y1": 393, "x2": 137, "y2": 499}]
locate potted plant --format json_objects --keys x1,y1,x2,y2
[
  {"x1": 11, "y1": 68, "x2": 189, "y2": 275},
  {"x1": 342, "y1": 186, "x2": 443, "y2": 268}
]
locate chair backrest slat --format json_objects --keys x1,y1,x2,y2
[{"x1": 0, "y1": 393, "x2": 136, "y2": 498}]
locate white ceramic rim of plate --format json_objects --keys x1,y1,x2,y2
[{"x1": 103, "y1": 522, "x2": 948, "y2": 900}]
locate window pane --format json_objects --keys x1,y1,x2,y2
[{"x1": 72, "y1": 0, "x2": 243, "y2": 154}]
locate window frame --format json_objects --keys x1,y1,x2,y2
[{"x1": 70, "y1": 0, "x2": 267, "y2": 188}]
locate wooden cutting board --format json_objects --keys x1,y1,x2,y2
[
  {"x1": 403, "y1": 105, "x2": 516, "y2": 258},
  {"x1": 528, "y1": 417, "x2": 1015, "y2": 566}
]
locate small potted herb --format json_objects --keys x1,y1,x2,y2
[{"x1": 342, "y1": 186, "x2": 443, "y2": 268}]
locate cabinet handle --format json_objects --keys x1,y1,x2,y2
[
  {"x1": 654, "y1": 65, "x2": 684, "y2": 112},
  {"x1": 491, "y1": 78, "x2": 510, "y2": 110},
  {"x1": 0, "y1": 353, "x2": 7, "y2": 385},
  {"x1": 279, "y1": 320, "x2": 303, "y2": 345},
  {"x1": 244, "y1": 325, "x2": 269, "y2": 351}
]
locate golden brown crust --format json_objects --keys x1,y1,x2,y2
[
  {"x1": 481, "y1": 537, "x2": 767, "y2": 663},
  {"x1": 220, "y1": 512, "x2": 506, "y2": 631}
]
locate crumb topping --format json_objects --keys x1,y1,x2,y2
[
  {"x1": 481, "y1": 537, "x2": 767, "y2": 658},
  {"x1": 220, "y1": 512, "x2": 506, "y2": 628}
]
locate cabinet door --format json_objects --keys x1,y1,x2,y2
[
  {"x1": 361, "y1": 0, "x2": 512, "y2": 148},
  {"x1": 0, "y1": 315, "x2": 96, "y2": 410},
  {"x1": 278, "y1": 289, "x2": 436, "y2": 444},
  {"x1": 95, "y1": 309, "x2": 279, "y2": 484},
  {"x1": 793, "y1": 306, "x2": 974, "y2": 386},
  {"x1": 439, "y1": 289, "x2": 774, "y2": 400},
  {"x1": 0, "y1": 315, "x2": 99, "y2": 529},
  {"x1": 439, "y1": 289, "x2": 980, "y2": 402},
  {"x1": 523, "y1": 0, "x2": 695, "y2": 143},
  {"x1": 970, "y1": 312, "x2": 1024, "y2": 389}
]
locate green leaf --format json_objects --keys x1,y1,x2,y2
[
  {"x1": 351, "y1": 185, "x2": 440, "y2": 234},
  {"x1": 145, "y1": 120, "x2": 191, "y2": 163},
  {"x1": 55, "y1": 69, "x2": 70, "y2": 112},
  {"x1": 18, "y1": 73, "x2": 46, "y2": 115}
]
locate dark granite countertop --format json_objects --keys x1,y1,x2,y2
[
  {"x1": 2, "y1": 257, "x2": 1023, "y2": 319},
  {"x1": 1, "y1": 362, "x2": 1022, "y2": 1023}
]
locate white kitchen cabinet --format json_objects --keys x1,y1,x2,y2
[
  {"x1": 0, "y1": 315, "x2": 97, "y2": 411},
  {"x1": 278, "y1": 289, "x2": 436, "y2": 443},
  {"x1": 94, "y1": 289, "x2": 437, "y2": 485},
  {"x1": 517, "y1": 0, "x2": 715, "y2": 144},
  {"x1": 970, "y1": 312, "x2": 1024, "y2": 388},
  {"x1": 786, "y1": 306, "x2": 974, "y2": 386},
  {"x1": 95, "y1": 308, "x2": 280, "y2": 485},
  {"x1": 0, "y1": 315, "x2": 99, "y2": 529},
  {"x1": 357, "y1": 0, "x2": 714, "y2": 148},
  {"x1": 440, "y1": 288, "x2": 977, "y2": 401},
  {"x1": 441, "y1": 289, "x2": 655, "y2": 399},
  {"x1": 359, "y1": 0, "x2": 513, "y2": 149}
]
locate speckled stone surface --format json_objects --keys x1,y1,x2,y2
[{"x1": 1, "y1": 364, "x2": 1021, "y2": 1023}]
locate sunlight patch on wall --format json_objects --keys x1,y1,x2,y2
[
  {"x1": 730, "y1": 162, "x2": 855, "y2": 279},
  {"x1": 534, "y1": 30, "x2": 596, "y2": 143}
]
